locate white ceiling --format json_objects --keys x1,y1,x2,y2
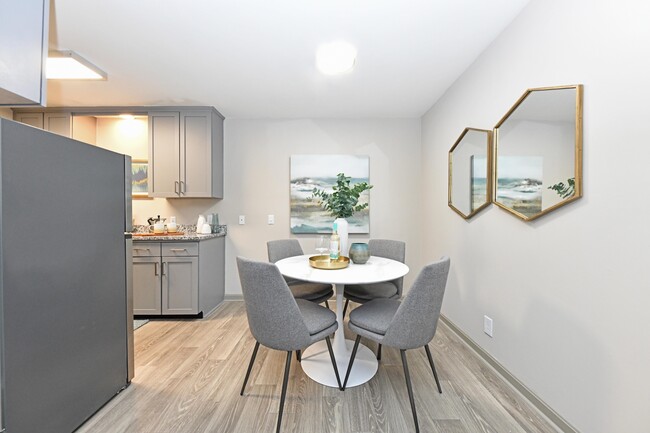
[{"x1": 47, "y1": 0, "x2": 530, "y2": 118}]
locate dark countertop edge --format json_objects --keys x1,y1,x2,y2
[{"x1": 133, "y1": 233, "x2": 225, "y2": 242}]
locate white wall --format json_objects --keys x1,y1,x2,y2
[
  {"x1": 95, "y1": 117, "x2": 148, "y2": 158},
  {"x1": 421, "y1": 1, "x2": 650, "y2": 432},
  {"x1": 135, "y1": 118, "x2": 423, "y2": 296}
]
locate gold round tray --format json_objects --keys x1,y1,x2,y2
[{"x1": 309, "y1": 255, "x2": 350, "y2": 270}]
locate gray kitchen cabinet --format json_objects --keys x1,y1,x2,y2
[
  {"x1": 133, "y1": 242, "x2": 162, "y2": 315},
  {"x1": 162, "y1": 256, "x2": 199, "y2": 314},
  {"x1": 148, "y1": 112, "x2": 179, "y2": 197},
  {"x1": 133, "y1": 257, "x2": 162, "y2": 314},
  {"x1": 149, "y1": 109, "x2": 223, "y2": 198},
  {"x1": 0, "y1": 0, "x2": 49, "y2": 106},
  {"x1": 13, "y1": 112, "x2": 72, "y2": 138},
  {"x1": 10, "y1": 106, "x2": 225, "y2": 197},
  {"x1": 13, "y1": 112, "x2": 43, "y2": 128},
  {"x1": 44, "y1": 112, "x2": 72, "y2": 137},
  {"x1": 132, "y1": 236, "x2": 224, "y2": 317}
]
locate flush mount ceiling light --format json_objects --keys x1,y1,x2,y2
[
  {"x1": 316, "y1": 41, "x2": 357, "y2": 75},
  {"x1": 46, "y1": 50, "x2": 107, "y2": 80}
]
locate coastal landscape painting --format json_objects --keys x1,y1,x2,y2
[
  {"x1": 290, "y1": 155, "x2": 370, "y2": 234},
  {"x1": 496, "y1": 156, "x2": 543, "y2": 217},
  {"x1": 131, "y1": 160, "x2": 149, "y2": 198}
]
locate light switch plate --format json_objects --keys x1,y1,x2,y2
[
  {"x1": 484, "y1": 315, "x2": 493, "y2": 337},
  {"x1": 238, "y1": 215, "x2": 246, "y2": 225},
  {"x1": 268, "y1": 214, "x2": 275, "y2": 225}
]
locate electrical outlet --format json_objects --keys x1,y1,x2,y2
[
  {"x1": 268, "y1": 214, "x2": 275, "y2": 225},
  {"x1": 238, "y1": 215, "x2": 246, "y2": 225},
  {"x1": 484, "y1": 315, "x2": 493, "y2": 337}
]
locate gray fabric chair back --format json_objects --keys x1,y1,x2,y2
[
  {"x1": 267, "y1": 239, "x2": 304, "y2": 263},
  {"x1": 369, "y1": 239, "x2": 406, "y2": 296},
  {"x1": 382, "y1": 257, "x2": 450, "y2": 350},
  {"x1": 236, "y1": 256, "x2": 312, "y2": 351}
]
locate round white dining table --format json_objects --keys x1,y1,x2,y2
[{"x1": 275, "y1": 254, "x2": 409, "y2": 388}]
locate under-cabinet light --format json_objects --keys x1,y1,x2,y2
[{"x1": 46, "y1": 50, "x2": 107, "y2": 80}]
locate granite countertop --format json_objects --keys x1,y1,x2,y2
[{"x1": 131, "y1": 224, "x2": 227, "y2": 242}]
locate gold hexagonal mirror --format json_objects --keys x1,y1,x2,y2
[
  {"x1": 448, "y1": 128, "x2": 493, "y2": 219},
  {"x1": 493, "y1": 85, "x2": 583, "y2": 221}
]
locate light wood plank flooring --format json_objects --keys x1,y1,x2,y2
[{"x1": 78, "y1": 301, "x2": 560, "y2": 433}]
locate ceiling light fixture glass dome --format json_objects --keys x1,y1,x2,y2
[{"x1": 316, "y1": 41, "x2": 357, "y2": 75}]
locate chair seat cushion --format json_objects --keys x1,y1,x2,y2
[
  {"x1": 288, "y1": 281, "x2": 333, "y2": 301},
  {"x1": 296, "y1": 299, "x2": 337, "y2": 335},
  {"x1": 349, "y1": 298, "x2": 401, "y2": 335},
  {"x1": 345, "y1": 281, "x2": 398, "y2": 301}
]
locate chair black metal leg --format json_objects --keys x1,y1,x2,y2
[
  {"x1": 325, "y1": 336, "x2": 343, "y2": 390},
  {"x1": 377, "y1": 343, "x2": 382, "y2": 361},
  {"x1": 343, "y1": 298, "x2": 350, "y2": 317},
  {"x1": 276, "y1": 351, "x2": 292, "y2": 433},
  {"x1": 400, "y1": 349, "x2": 420, "y2": 433},
  {"x1": 324, "y1": 300, "x2": 331, "y2": 310},
  {"x1": 342, "y1": 335, "x2": 361, "y2": 390},
  {"x1": 240, "y1": 341, "x2": 260, "y2": 395},
  {"x1": 296, "y1": 350, "x2": 302, "y2": 362},
  {"x1": 424, "y1": 345, "x2": 442, "y2": 394}
]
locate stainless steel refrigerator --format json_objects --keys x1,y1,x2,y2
[{"x1": 0, "y1": 118, "x2": 134, "y2": 433}]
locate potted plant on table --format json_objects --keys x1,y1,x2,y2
[{"x1": 311, "y1": 172, "x2": 373, "y2": 257}]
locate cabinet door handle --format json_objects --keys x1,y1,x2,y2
[
  {"x1": 154, "y1": 262, "x2": 159, "y2": 276},
  {"x1": 161, "y1": 262, "x2": 166, "y2": 276},
  {"x1": 180, "y1": 180, "x2": 185, "y2": 195},
  {"x1": 169, "y1": 248, "x2": 187, "y2": 252},
  {"x1": 174, "y1": 181, "x2": 179, "y2": 195}
]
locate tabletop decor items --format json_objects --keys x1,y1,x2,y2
[
  {"x1": 349, "y1": 242, "x2": 369, "y2": 264},
  {"x1": 311, "y1": 172, "x2": 373, "y2": 255},
  {"x1": 309, "y1": 255, "x2": 350, "y2": 270}
]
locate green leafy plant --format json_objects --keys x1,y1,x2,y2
[
  {"x1": 311, "y1": 173, "x2": 373, "y2": 218},
  {"x1": 548, "y1": 177, "x2": 575, "y2": 199}
]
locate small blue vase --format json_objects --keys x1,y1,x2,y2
[{"x1": 349, "y1": 243, "x2": 369, "y2": 264}]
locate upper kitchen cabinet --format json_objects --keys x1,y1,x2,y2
[
  {"x1": 0, "y1": 0, "x2": 49, "y2": 106},
  {"x1": 14, "y1": 112, "x2": 72, "y2": 138},
  {"x1": 149, "y1": 109, "x2": 224, "y2": 198}
]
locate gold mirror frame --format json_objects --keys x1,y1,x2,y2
[
  {"x1": 493, "y1": 84, "x2": 583, "y2": 221},
  {"x1": 448, "y1": 128, "x2": 493, "y2": 219}
]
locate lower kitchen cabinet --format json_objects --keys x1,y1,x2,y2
[
  {"x1": 132, "y1": 236, "x2": 224, "y2": 317},
  {"x1": 133, "y1": 256, "x2": 162, "y2": 314},
  {"x1": 163, "y1": 255, "x2": 199, "y2": 314}
]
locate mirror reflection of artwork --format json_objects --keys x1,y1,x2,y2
[
  {"x1": 470, "y1": 155, "x2": 487, "y2": 212},
  {"x1": 496, "y1": 156, "x2": 543, "y2": 217},
  {"x1": 448, "y1": 128, "x2": 491, "y2": 219},
  {"x1": 493, "y1": 85, "x2": 583, "y2": 221},
  {"x1": 290, "y1": 155, "x2": 370, "y2": 234}
]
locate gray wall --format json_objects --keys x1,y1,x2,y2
[{"x1": 420, "y1": 0, "x2": 650, "y2": 432}]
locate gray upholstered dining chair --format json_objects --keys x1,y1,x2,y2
[
  {"x1": 268, "y1": 239, "x2": 334, "y2": 309},
  {"x1": 236, "y1": 256, "x2": 342, "y2": 433},
  {"x1": 343, "y1": 239, "x2": 405, "y2": 359},
  {"x1": 342, "y1": 257, "x2": 450, "y2": 433}
]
